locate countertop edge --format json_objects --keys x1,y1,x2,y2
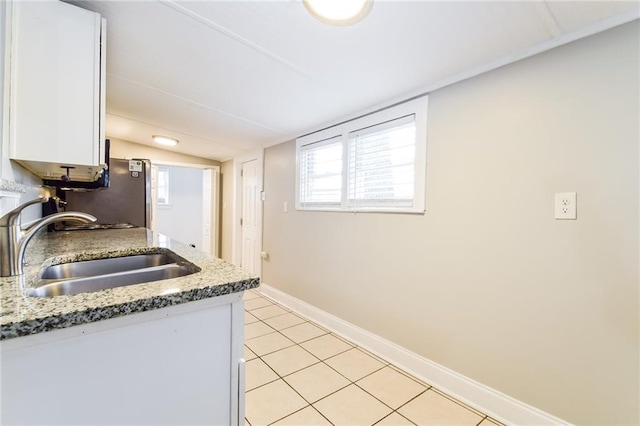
[{"x1": 1, "y1": 278, "x2": 259, "y2": 340}]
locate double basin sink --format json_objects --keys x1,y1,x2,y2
[{"x1": 28, "y1": 251, "x2": 201, "y2": 298}]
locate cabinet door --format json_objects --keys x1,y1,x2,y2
[
  {"x1": 9, "y1": 0, "x2": 103, "y2": 167},
  {"x1": 1, "y1": 301, "x2": 235, "y2": 425}
]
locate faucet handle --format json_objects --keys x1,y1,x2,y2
[{"x1": 0, "y1": 196, "x2": 49, "y2": 227}]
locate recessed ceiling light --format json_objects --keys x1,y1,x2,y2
[
  {"x1": 152, "y1": 135, "x2": 179, "y2": 147},
  {"x1": 303, "y1": 0, "x2": 373, "y2": 26}
]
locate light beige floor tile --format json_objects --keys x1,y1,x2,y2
[
  {"x1": 271, "y1": 406, "x2": 332, "y2": 425},
  {"x1": 398, "y1": 390, "x2": 484, "y2": 426},
  {"x1": 245, "y1": 311, "x2": 259, "y2": 324},
  {"x1": 245, "y1": 321, "x2": 276, "y2": 340},
  {"x1": 263, "y1": 312, "x2": 307, "y2": 330},
  {"x1": 300, "y1": 334, "x2": 353, "y2": 360},
  {"x1": 325, "y1": 347, "x2": 386, "y2": 381},
  {"x1": 314, "y1": 384, "x2": 392, "y2": 425},
  {"x1": 284, "y1": 362, "x2": 350, "y2": 403},
  {"x1": 262, "y1": 345, "x2": 319, "y2": 377},
  {"x1": 280, "y1": 322, "x2": 328, "y2": 343},
  {"x1": 375, "y1": 412, "x2": 416, "y2": 425},
  {"x1": 244, "y1": 345, "x2": 258, "y2": 361},
  {"x1": 246, "y1": 332, "x2": 296, "y2": 356},
  {"x1": 245, "y1": 297, "x2": 274, "y2": 311},
  {"x1": 357, "y1": 366, "x2": 427, "y2": 409},
  {"x1": 246, "y1": 358, "x2": 279, "y2": 391},
  {"x1": 250, "y1": 304, "x2": 289, "y2": 320},
  {"x1": 245, "y1": 379, "x2": 308, "y2": 426},
  {"x1": 244, "y1": 290, "x2": 261, "y2": 300}
]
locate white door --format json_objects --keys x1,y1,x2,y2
[{"x1": 241, "y1": 160, "x2": 259, "y2": 274}]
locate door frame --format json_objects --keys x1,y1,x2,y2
[
  {"x1": 149, "y1": 160, "x2": 220, "y2": 256},
  {"x1": 232, "y1": 149, "x2": 263, "y2": 277}
]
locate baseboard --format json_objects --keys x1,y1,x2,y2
[{"x1": 258, "y1": 283, "x2": 571, "y2": 426}]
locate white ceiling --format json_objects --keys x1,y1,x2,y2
[{"x1": 68, "y1": 0, "x2": 639, "y2": 162}]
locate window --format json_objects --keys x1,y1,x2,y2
[
  {"x1": 296, "y1": 96, "x2": 428, "y2": 213},
  {"x1": 157, "y1": 166, "x2": 170, "y2": 205},
  {"x1": 298, "y1": 135, "x2": 343, "y2": 208}
]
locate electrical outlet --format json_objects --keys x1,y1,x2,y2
[{"x1": 554, "y1": 192, "x2": 577, "y2": 220}]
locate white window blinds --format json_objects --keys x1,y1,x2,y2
[
  {"x1": 295, "y1": 95, "x2": 427, "y2": 213},
  {"x1": 299, "y1": 135, "x2": 343, "y2": 207},
  {"x1": 347, "y1": 115, "x2": 416, "y2": 207}
]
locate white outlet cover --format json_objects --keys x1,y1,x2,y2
[{"x1": 554, "y1": 192, "x2": 577, "y2": 220}]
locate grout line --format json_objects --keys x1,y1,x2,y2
[
  {"x1": 264, "y1": 404, "x2": 311, "y2": 426},
  {"x1": 430, "y1": 387, "x2": 488, "y2": 418},
  {"x1": 300, "y1": 337, "x2": 354, "y2": 361},
  {"x1": 373, "y1": 410, "x2": 418, "y2": 426},
  {"x1": 244, "y1": 358, "x2": 280, "y2": 392},
  {"x1": 393, "y1": 388, "x2": 430, "y2": 413},
  {"x1": 352, "y1": 381, "x2": 398, "y2": 412},
  {"x1": 475, "y1": 415, "x2": 489, "y2": 426},
  {"x1": 394, "y1": 410, "x2": 419, "y2": 425},
  {"x1": 306, "y1": 380, "x2": 353, "y2": 405},
  {"x1": 281, "y1": 331, "x2": 330, "y2": 346},
  {"x1": 386, "y1": 363, "x2": 433, "y2": 388},
  {"x1": 244, "y1": 329, "x2": 279, "y2": 343},
  {"x1": 264, "y1": 317, "x2": 312, "y2": 332},
  {"x1": 244, "y1": 321, "x2": 279, "y2": 340},
  {"x1": 244, "y1": 330, "x2": 296, "y2": 357}
]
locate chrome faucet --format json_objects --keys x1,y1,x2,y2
[{"x1": 0, "y1": 196, "x2": 97, "y2": 277}]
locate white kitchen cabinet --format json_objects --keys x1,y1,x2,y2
[
  {"x1": 7, "y1": 0, "x2": 106, "y2": 182},
  {"x1": 0, "y1": 293, "x2": 246, "y2": 425}
]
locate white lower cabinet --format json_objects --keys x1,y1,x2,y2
[{"x1": 0, "y1": 293, "x2": 246, "y2": 425}]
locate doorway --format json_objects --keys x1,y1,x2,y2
[{"x1": 150, "y1": 162, "x2": 219, "y2": 256}]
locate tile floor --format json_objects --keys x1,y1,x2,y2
[{"x1": 243, "y1": 289, "x2": 506, "y2": 426}]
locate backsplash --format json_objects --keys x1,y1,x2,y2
[{"x1": 0, "y1": 176, "x2": 44, "y2": 222}]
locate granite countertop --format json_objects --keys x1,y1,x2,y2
[{"x1": 0, "y1": 228, "x2": 259, "y2": 340}]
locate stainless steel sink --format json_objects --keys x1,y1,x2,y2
[
  {"x1": 40, "y1": 254, "x2": 179, "y2": 280},
  {"x1": 28, "y1": 252, "x2": 200, "y2": 297}
]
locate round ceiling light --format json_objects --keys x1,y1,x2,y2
[
  {"x1": 303, "y1": 0, "x2": 373, "y2": 26},
  {"x1": 152, "y1": 135, "x2": 179, "y2": 147}
]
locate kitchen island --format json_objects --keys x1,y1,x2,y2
[{"x1": 0, "y1": 227, "x2": 259, "y2": 425}]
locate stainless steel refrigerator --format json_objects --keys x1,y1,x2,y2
[{"x1": 64, "y1": 158, "x2": 151, "y2": 228}]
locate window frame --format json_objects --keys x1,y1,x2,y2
[{"x1": 295, "y1": 95, "x2": 428, "y2": 214}]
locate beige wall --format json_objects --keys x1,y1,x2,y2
[
  {"x1": 261, "y1": 21, "x2": 639, "y2": 425},
  {"x1": 109, "y1": 138, "x2": 220, "y2": 167},
  {"x1": 220, "y1": 160, "x2": 234, "y2": 262}
]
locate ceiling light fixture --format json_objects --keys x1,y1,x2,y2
[
  {"x1": 152, "y1": 135, "x2": 179, "y2": 147},
  {"x1": 303, "y1": 0, "x2": 373, "y2": 26}
]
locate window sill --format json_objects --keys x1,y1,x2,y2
[{"x1": 296, "y1": 206, "x2": 425, "y2": 215}]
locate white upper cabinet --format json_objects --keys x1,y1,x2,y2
[{"x1": 8, "y1": 0, "x2": 106, "y2": 182}]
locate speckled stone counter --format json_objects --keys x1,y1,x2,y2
[{"x1": 0, "y1": 228, "x2": 259, "y2": 340}]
